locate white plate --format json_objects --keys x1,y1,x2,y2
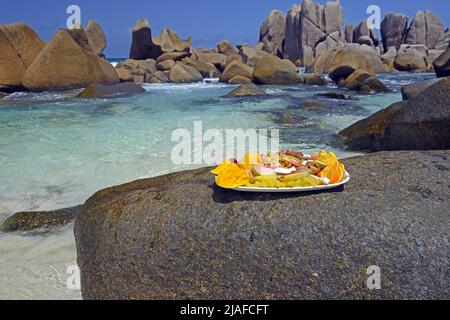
[{"x1": 216, "y1": 172, "x2": 350, "y2": 193}]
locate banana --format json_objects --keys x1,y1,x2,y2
[
  {"x1": 280, "y1": 172, "x2": 309, "y2": 182},
  {"x1": 253, "y1": 175, "x2": 279, "y2": 183},
  {"x1": 247, "y1": 173, "x2": 323, "y2": 188}
]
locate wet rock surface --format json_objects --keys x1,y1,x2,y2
[
  {"x1": 434, "y1": 46, "x2": 450, "y2": 78},
  {"x1": 78, "y1": 82, "x2": 145, "y2": 99},
  {"x1": 226, "y1": 84, "x2": 267, "y2": 97},
  {"x1": 1, "y1": 205, "x2": 82, "y2": 232},
  {"x1": 75, "y1": 151, "x2": 450, "y2": 300},
  {"x1": 401, "y1": 78, "x2": 441, "y2": 100},
  {"x1": 339, "y1": 77, "x2": 450, "y2": 151}
]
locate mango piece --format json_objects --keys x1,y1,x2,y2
[
  {"x1": 211, "y1": 160, "x2": 231, "y2": 175},
  {"x1": 216, "y1": 164, "x2": 250, "y2": 189}
]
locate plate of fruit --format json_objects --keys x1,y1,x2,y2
[{"x1": 211, "y1": 150, "x2": 350, "y2": 192}]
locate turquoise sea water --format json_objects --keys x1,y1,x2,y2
[{"x1": 0, "y1": 71, "x2": 435, "y2": 299}]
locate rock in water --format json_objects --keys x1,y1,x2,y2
[
  {"x1": 433, "y1": 46, "x2": 450, "y2": 78},
  {"x1": 0, "y1": 23, "x2": 46, "y2": 90},
  {"x1": 253, "y1": 55, "x2": 302, "y2": 85},
  {"x1": 405, "y1": 11, "x2": 444, "y2": 49},
  {"x1": 75, "y1": 151, "x2": 450, "y2": 300},
  {"x1": 168, "y1": 62, "x2": 203, "y2": 83},
  {"x1": 22, "y1": 29, "x2": 119, "y2": 91},
  {"x1": 313, "y1": 44, "x2": 386, "y2": 77},
  {"x1": 318, "y1": 92, "x2": 353, "y2": 100},
  {"x1": 226, "y1": 84, "x2": 267, "y2": 97},
  {"x1": 401, "y1": 78, "x2": 441, "y2": 100},
  {"x1": 302, "y1": 73, "x2": 329, "y2": 86},
  {"x1": 259, "y1": 10, "x2": 286, "y2": 58},
  {"x1": 220, "y1": 60, "x2": 254, "y2": 83},
  {"x1": 129, "y1": 18, "x2": 163, "y2": 60},
  {"x1": 394, "y1": 44, "x2": 428, "y2": 72},
  {"x1": 381, "y1": 13, "x2": 409, "y2": 52},
  {"x1": 115, "y1": 59, "x2": 168, "y2": 84},
  {"x1": 86, "y1": 20, "x2": 107, "y2": 56},
  {"x1": 78, "y1": 82, "x2": 145, "y2": 99},
  {"x1": 339, "y1": 77, "x2": 450, "y2": 151},
  {"x1": 227, "y1": 75, "x2": 253, "y2": 85},
  {"x1": 1, "y1": 205, "x2": 82, "y2": 232},
  {"x1": 326, "y1": 47, "x2": 374, "y2": 82},
  {"x1": 340, "y1": 69, "x2": 388, "y2": 93}
]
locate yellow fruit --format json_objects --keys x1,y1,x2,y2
[
  {"x1": 317, "y1": 150, "x2": 346, "y2": 184},
  {"x1": 239, "y1": 152, "x2": 262, "y2": 170},
  {"x1": 280, "y1": 172, "x2": 309, "y2": 182},
  {"x1": 253, "y1": 175, "x2": 278, "y2": 183},
  {"x1": 216, "y1": 164, "x2": 250, "y2": 189},
  {"x1": 211, "y1": 160, "x2": 232, "y2": 175}
]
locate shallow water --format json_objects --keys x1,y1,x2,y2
[{"x1": 0, "y1": 71, "x2": 435, "y2": 299}]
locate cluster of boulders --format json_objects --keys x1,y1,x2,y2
[
  {"x1": 259, "y1": 0, "x2": 450, "y2": 74},
  {"x1": 119, "y1": 18, "x2": 307, "y2": 86},
  {"x1": 0, "y1": 21, "x2": 119, "y2": 94},
  {"x1": 2, "y1": 2, "x2": 450, "y2": 98}
]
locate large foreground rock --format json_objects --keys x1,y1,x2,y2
[
  {"x1": 22, "y1": 29, "x2": 119, "y2": 91},
  {"x1": 339, "y1": 77, "x2": 450, "y2": 151},
  {"x1": 0, "y1": 23, "x2": 46, "y2": 90},
  {"x1": 75, "y1": 151, "x2": 450, "y2": 300}
]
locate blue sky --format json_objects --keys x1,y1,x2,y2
[{"x1": 1, "y1": 0, "x2": 449, "y2": 58}]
